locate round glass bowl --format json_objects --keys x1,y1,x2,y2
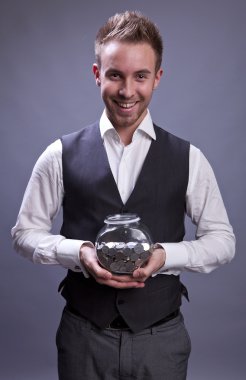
[{"x1": 95, "y1": 213, "x2": 153, "y2": 274}]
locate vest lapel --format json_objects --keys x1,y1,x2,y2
[
  {"x1": 125, "y1": 127, "x2": 163, "y2": 207},
  {"x1": 91, "y1": 124, "x2": 124, "y2": 206}
]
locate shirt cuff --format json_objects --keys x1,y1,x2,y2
[
  {"x1": 162, "y1": 242, "x2": 189, "y2": 271},
  {"x1": 56, "y1": 239, "x2": 90, "y2": 277}
]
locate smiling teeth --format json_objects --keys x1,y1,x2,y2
[{"x1": 118, "y1": 102, "x2": 135, "y2": 108}]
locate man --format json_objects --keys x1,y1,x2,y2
[{"x1": 12, "y1": 10, "x2": 235, "y2": 380}]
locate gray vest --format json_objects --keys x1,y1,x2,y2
[{"x1": 60, "y1": 122, "x2": 190, "y2": 332}]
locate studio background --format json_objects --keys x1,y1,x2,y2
[{"x1": 1, "y1": 0, "x2": 245, "y2": 379}]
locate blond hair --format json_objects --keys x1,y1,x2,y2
[{"x1": 95, "y1": 11, "x2": 163, "y2": 71}]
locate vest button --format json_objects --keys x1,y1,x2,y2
[{"x1": 118, "y1": 299, "x2": 125, "y2": 305}]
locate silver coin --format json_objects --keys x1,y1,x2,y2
[
  {"x1": 130, "y1": 251, "x2": 139, "y2": 261},
  {"x1": 115, "y1": 242, "x2": 125, "y2": 249},
  {"x1": 108, "y1": 247, "x2": 116, "y2": 257},
  {"x1": 134, "y1": 243, "x2": 144, "y2": 254},
  {"x1": 102, "y1": 245, "x2": 109, "y2": 254},
  {"x1": 123, "y1": 247, "x2": 131, "y2": 256},
  {"x1": 117, "y1": 260, "x2": 127, "y2": 270},
  {"x1": 125, "y1": 261, "x2": 136, "y2": 272},
  {"x1": 117, "y1": 251, "x2": 125, "y2": 260},
  {"x1": 110, "y1": 261, "x2": 122, "y2": 272},
  {"x1": 126, "y1": 242, "x2": 135, "y2": 249},
  {"x1": 140, "y1": 251, "x2": 150, "y2": 260},
  {"x1": 98, "y1": 255, "x2": 110, "y2": 269}
]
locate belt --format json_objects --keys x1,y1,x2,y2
[{"x1": 107, "y1": 309, "x2": 180, "y2": 330}]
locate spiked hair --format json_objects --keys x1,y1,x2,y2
[{"x1": 95, "y1": 11, "x2": 163, "y2": 71}]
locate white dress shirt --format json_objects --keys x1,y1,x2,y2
[{"x1": 11, "y1": 110, "x2": 235, "y2": 276}]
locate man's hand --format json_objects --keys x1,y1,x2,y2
[
  {"x1": 80, "y1": 244, "x2": 145, "y2": 289},
  {"x1": 132, "y1": 245, "x2": 166, "y2": 282}
]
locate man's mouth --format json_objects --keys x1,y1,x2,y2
[{"x1": 116, "y1": 102, "x2": 136, "y2": 109}]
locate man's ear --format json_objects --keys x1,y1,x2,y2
[
  {"x1": 153, "y1": 68, "x2": 163, "y2": 90},
  {"x1": 92, "y1": 63, "x2": 101, "y2": 86}
]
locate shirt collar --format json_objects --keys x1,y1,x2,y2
[{"x1": 99, "y1": 109, "x2": 156, "y2": 141}]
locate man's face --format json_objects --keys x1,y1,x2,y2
[{"x1": 93, "y1": 41, "x2": 163, "y2": 133}]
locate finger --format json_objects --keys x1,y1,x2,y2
[
  {"x1": 110, "y1": 273, "x2": 144, "y2": 283},
  {"x1": 87, "y1": 260, "x2": 113, "y2": 281},
  {"x1": 132, "y1": 252, "x2": 164, "y2": 280},
  {"x1": 132, "y1": 267, "x2": 150, "y2": 281},
  {"x1": 133, "y1": 258, "x2": 155, "y2": 279},
  {"x1": 98, "y1": 278, "x2": 146, "y2": 289}
]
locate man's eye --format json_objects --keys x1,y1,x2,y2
[
  {"x1": 137, "y1": 74, "x2": 146, "y2": 80},
  {"x1": 110, "y1": 73, "x2": 120, "y2": 79}
]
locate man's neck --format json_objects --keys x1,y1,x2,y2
[{"x1": 116, "y1": 127, "x2": 135, "y2": 146}]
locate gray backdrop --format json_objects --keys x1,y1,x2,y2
[{"x1": 1, "y1": 0, "x2": 245, "y2": 379}]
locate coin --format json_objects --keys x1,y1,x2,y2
[
  {"x1": 118, "y1": 260, "x2": 127, "y2": 271},
  {"x1": 133, "y1": 243, "x2": 144, "y2": 254},
  {"x1": 110, "y1": 261, "x2": 122, "y2": 272},
  {"x1": 117, "y1": 251, "x2": 125, "y2": 260},
  {"x1": 126, "y1": 242, "x2": 135, "y2": 249},
  {"x1": 98, "y1": 254, "x2": 109, "y2": 268},
  {"x1": 130, "y1": 251, "x2": 139, "y2": 261},
  {"x1": 115, "y1": 242, "x2": 125, "y2": 249},
  {"x1": 123, "y1": 247, "x2": 131, "y2": 255},
  {"x1": 97, "y1": 241, "x2": 151, "y2": 274},
  {"x1": 140, "y1": 251, "x2": 150, "y2": 260},
  {"x1": 102, "y1": 245, "x2": 109, "y2": 254},
  {"x1": 108, "y1": 247, "x2": 116, "y2": 257},
  {"x1": 125, "y1": 261, "x2": 136, "y2": 272}
]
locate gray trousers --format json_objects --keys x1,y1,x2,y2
[{"x1": 56, "y1": 307, "x2": 191, "y2": 380}]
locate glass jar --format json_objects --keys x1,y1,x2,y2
[{"x1": 95, "y1": 213, "x2": 153, "y2": 274}]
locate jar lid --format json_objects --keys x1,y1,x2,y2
[{"x1": 104, "y1": 213, "x2": 140, "y2": 225}]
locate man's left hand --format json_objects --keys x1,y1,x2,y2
[{"x1": 132, "y1": 245, "x2": 166, "y2": 282}]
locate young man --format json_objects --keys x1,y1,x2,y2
[{"x1": 12, "y1": 11, "x2": 235, "y2": 380}]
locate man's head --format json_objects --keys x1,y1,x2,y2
[
  {"x1": 93, "y1": 11, "x2": 163, "y2": 136},
  {"x1": 95, "y1": 11, "x2": 163, "y2": 72}
]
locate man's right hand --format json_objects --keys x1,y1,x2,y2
[{"x1": 80, "y1": 243, "x2": 145, "y2": 289}]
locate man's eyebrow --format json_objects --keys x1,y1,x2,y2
[
  {"x1": 106, "y1": 68, "x2": 121, "y2": 72},
  {"x1": 135, "y1": 69, "x2": 151, "y2": 74},
  {"x1": 105, "y1": 68, "x2": 152, "y2": 74}
]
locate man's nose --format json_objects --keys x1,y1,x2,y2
[{"x1": 118, "y1": 79, "x2": 135, "y2": 98}]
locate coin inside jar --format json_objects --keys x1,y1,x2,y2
[{"x1": 96, "y1": 241, "x2": 151, "y2": 274}]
